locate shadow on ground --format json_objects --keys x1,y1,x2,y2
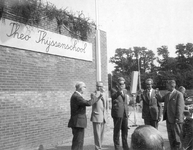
[
  {"x1": 46, "y1": 140, "x2": 169, "y2": 150},
  {"x1": 164, "y1": 139, "x2": 170, "y2": 150},
  {"x1": 47, "y1": 146, "x2": 70, "y2": 150},
  {"x1": 46, "y1": 144, "x2": 114, "y2": 150},
  {"x1": 101, "y1": 145, "x2": 114, "y2": 150}
]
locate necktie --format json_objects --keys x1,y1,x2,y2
[
  {"x1": 169, "y1": 92, "x2": 172, "y2": 99},
  {"x1": 147, "y1": 90, "x2": 150, "y2": 98},
  {"x1": 121, "y1": 91, "x2": 125, "y2": 99}
]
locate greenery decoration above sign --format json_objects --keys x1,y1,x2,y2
[{"x1": 0, "y1": 0, "x2": 95, "y2": 41}]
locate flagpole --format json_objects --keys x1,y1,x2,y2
[
  {"x1": 138, "y1": 53, "x2": 141, "y2": 90},
  {"x1": 95, "y1": 0, "x2": 101, "y2": 81}
]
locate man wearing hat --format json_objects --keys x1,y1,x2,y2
[
  {"x1": 111, "y1": 77, "x2": 130, "y2": 150},
  {"x1": 90, "y1": 81, "x2": 107, "y2": 150},
  {"x1": 158, "y1": 80, "x2": 184, "y2": 150}
]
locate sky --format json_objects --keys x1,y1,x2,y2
[{"x1": 45, "y1": 0, "x2": 193, "y2": 72}]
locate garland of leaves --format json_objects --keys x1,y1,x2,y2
[{"x1": 0, "y1": 0, "x2": 95, "y2": 41}]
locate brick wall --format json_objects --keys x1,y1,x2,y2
[{"x1": 0, "y1": 9, "x2": 108, "y2": 150}]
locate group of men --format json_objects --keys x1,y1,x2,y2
[
  {"x1": 137, "y1": 78, "x2": 184, "y2": 150},
  {"x1": 67, "y1": 77, "x2": 130, "y2": 150},
  {"x1": 68, "y1": 77, "x2": 186, "y2": 150},
  {"x1": 67, "y1": 81, "x2": 106, "y2": 150}
]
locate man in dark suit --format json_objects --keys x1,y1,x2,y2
[
  {"x1": 158, "y1": 80, "x2": 184, "y2": 150},
  {"x1": 68, "y1": 81, "x2": 102, "y2": 150},
  {"x1": 111, "y1": 77, "x2": 130, "y2": 150},
  {"x1": 136, "y1": 78, "x2": 162, "y2": 129}
]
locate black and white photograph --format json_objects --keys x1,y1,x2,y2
[{"x1": 0, "y1": 0, "x2": 193, "y2": 150}]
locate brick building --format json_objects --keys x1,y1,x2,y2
[{"x1": 0, "y1": 4, "x2": 108, "y2": 150}]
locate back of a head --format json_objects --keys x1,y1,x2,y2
[
  {"x1": 131, "y1": 125, "x2": 164, "y2": 150},
  {"x1": 179, "y1": 86, "x2": 186, "y2": 93}
]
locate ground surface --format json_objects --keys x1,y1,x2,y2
[{"x1": 47, "y1": 106, "x2": 170, "y2": 150}]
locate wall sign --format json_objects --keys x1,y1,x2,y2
[{"x1": 0, "y1": 19, "x2": 93, "y2": 61}]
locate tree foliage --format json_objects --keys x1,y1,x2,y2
[
  {"x1": 109, "y1": 47, "x2": 155, "y2": 90},
  {"x1": 109, "y1": 43, "x2": 193, "y2": 90}
]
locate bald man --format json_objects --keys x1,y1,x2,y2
[
  {"x1": 131, "y1": 125, "x2": 164, "y2": 150},
  {"x1": 68, "y1": 82, "x2": 102, "y2": 150}
]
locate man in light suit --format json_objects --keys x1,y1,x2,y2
[
  {"x1": 178, "y1": 86, "x2": 188, "y2": 100},
  {"x1": 158, "y1": 80, "x2": 184, "y2": 150},
  {"x1": 111, "y1": 77, "x2": 130, "y2": 150},
  {"x1": 90, "y1": 81, "x2": 107, "y2": 150},
  {"x1": 136, "y1": 78, "x2": 162, "y2": 129},
  {"x1": 68, "y1": 81, "x2": 102, "y2": 150}
]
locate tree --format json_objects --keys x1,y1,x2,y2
[
  {"x1": 156, "y1": 46, "x2": 177, "y2": 89},
  {"x1": 109, "y1": 47, "x2": 156, "y2": 90},
  {"x1": 157, "y1": 45, "x2": 169, "y2": 59},
  {"x1": 109, "y1": 48, "x2": 136, "y2": 89},
  {"x1": 133, "y1": 47, "x2": 155, "y2": 74},
  {"x1": 175, "y1": 43, "x2": 193, "y2": 88},
  {"x1": 156, "y1": 43, "x2": 193, "y2": 89},
  {"x1": 176, "y1": 43, "x2": 193, "y2": 71},
  {"x1": 109, "y1": 43, "x2": 193, "y2": 91},
  {"x1": 157, "y1": 46, "x2": 175, "y2": 70},
  {"x1": 185, "y1": 43, "x2": 193, "y2": 58}
]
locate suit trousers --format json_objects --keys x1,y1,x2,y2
[
  {"x1": 92, "y1": 122, "x2": 105, "y2": 150},
  {"x1": 166, "y1": 121, "x2": 183, "y2": 150},
  {"x1": 144, "y1": 117, "x2": 158, "y2": 129},
  {"x1": 71, "y1": 127, "x2": 85, "y2": 150},
  {"x1": 113, "y1": 117, "x2": 129, "y2": 150}
]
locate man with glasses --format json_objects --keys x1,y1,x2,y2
[
  {"x1": 111, "y1": 77, "x2": 130, "y2": 150},
  {"x1": 136, "y1": 78, "x2": 162, "y2": 129}
]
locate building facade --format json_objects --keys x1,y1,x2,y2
[{"x1": 0, "y1": 5, "x2": 108, "y2": 150}]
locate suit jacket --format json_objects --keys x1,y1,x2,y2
[
  {"x1": 136, "y1": 89, "x2": 162, "y2": 120},
  {"x1": 90, "y1": 92, "x2": 107, "y2": 123},
  {"x1": 111, "y1": 88, "x2": 129, "y2": 118},
  {"x1": 68, "y1": 91, "x2": 100, "y2": 128},
  {"x1": 160, "y1": 89, "x2": 184, "y2": 123}
]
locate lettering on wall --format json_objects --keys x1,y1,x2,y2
[{"x1": 0, "y1": 19, "x2": 93, "y2": 61}]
